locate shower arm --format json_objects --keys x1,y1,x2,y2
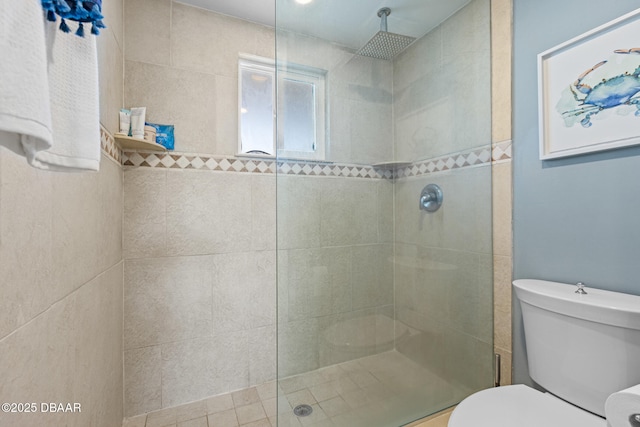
[{"x1": 378, "y1": 7, "x2": 391, "y2": 32}]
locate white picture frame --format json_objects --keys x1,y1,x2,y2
[{"x1": 538, "y1": 8, "x2": 640, "y2": 160}]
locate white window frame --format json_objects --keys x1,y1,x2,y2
[{"x1": 238, "y1": 54, "x2": 327, "y2": 161}]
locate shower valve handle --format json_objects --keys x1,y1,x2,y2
[{"x1": 419, "y1": 184, "x2": 443, "y2": 213}]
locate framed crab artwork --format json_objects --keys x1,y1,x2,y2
[{"x1": 538, "y1": 8, "x2": 640, "y2": 159}]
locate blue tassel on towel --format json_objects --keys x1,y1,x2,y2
[{"x1": 41, "y1": 0, "x2": 106, "y2": 37}]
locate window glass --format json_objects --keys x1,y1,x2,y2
[
  {"x1": 238, "y1": 56, "x2": 326, "y2": 160},
  {"x1": 240, "y1": 65, "x2": 274, "y2": 155}
]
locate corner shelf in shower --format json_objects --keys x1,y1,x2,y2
[
  {"x1": 372, "y1": 161, "x2": 411, "y2": 170},
  {"x1": 114, "y1": 134, "x2": 167, "y2": 152}
]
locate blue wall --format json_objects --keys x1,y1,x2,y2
[{"x1": 513, "y1": 0, "x2": 640, "y2": 385}]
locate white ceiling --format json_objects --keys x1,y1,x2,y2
[{"x1": 176, "y1": 0, "x2": 471, "y2": 50}]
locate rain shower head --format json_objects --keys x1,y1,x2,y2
[{"x1": 357, "y1": 7, "x2": 416, "y2": 61}]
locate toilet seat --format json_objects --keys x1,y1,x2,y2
[{"x1": 448, "y1": 384, "x2": 606, "y2": 427}]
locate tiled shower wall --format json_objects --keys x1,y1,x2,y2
[
  {"x1": 0, "y1": 1, "x2": 125, "y2": 425},
  {"x1": 491, "y1": 0, "x2": 513, "y2": 387},
  {"x1": 122, "y1": 0, "x2": 395, "y2": 417},
  {"x1": 391, "y1": 0, "x2": 495, "y2": 394}
]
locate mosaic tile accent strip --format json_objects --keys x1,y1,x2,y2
[
  {"x1": 396, "y1": 146, "x2": 493, "y2": 179},
  {"x1": 100, "y1": 126, "x2": 122, "y2": 164},
  {"x1": 122, "y1": 151, "x2": 394, "y2": 179},
  {"x1": 121, "y1": 142, "x2": 511, "y2": 179}
]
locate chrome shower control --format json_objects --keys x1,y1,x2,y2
[
  {"x1": 575, "y1": 282, "x2": 587, "y2": 295},
  {"x1": 419, "y1": 184, "x2": 443, "y2": 212}
]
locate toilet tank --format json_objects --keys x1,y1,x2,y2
[{"x1": 514, "y1": 279, "x2": 640, "y2": 417}]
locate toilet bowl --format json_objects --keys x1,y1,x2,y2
[
  {"x1": 448, "y1": 384, "x2": 605, "y2": 427},
  {"x1": 448, "y1": 279, "x2": 640, "y2": 426}
]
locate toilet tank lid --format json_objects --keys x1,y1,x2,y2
[
  {"x1": 513, "y1": 279, "x2": 640, "y2": 330},
  {"x1": 449, "y1": 385, "x2": 606, "y2": 427}
]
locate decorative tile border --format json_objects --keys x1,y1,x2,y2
[
  {"x1": 100, "y1": 126, "x2": 122, "y2": 164},
  {"x1": 278, "y1": 160, "x2": 392, "y2": 179},
  {"x1": 122, "y1": 151, "x2": 394, "y2": 179},
  {"x1": 396, "y1": 146, "x2": 491, "y2": 179},
  {"x1": 120, "y1": 141, "x2": 512, "y2": 179}
]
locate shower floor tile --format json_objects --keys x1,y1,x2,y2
[{"x1": 122, "y1": 350, "x2": 464, "y2": 427}]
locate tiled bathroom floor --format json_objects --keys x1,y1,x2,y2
[{"x1": 123, "y1": 350, "x2": 461, "y2": 427}]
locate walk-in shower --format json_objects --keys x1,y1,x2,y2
[{"x1": 275, "y1": 0, "x2": 493, "y2": 425}]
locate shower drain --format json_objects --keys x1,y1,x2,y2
[{"x1": 293, "y1": 404, "x2": 313, "y2": 417}]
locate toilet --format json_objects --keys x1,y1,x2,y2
[{"x1": 449, "y1": 279, "x2": 640, "y2": 426}]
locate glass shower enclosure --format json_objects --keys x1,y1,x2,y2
[{"x1": 275, "y1": 0, "x2": 493, "y2": 425}]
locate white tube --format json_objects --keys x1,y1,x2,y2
[
  {"x1": 119, "y1": 109, "x2": 131, "y2": 135},
  {"x1": 130, "y1": 107, "x2": 146, "y2": 139}
]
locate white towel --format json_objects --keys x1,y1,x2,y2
[
  {"x1": 34, "y1": 20, "x2": 101, "y2": 171},
  {"x1": 0, "y1": 0, "x2": 53, "y2": 158},
  {"x1": 0, "y1": 0, "x2": 101, "y2": 172}
]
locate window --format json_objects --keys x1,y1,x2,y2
[{"x1": 239, "y1": 55, "x2": 326, "y2": 161}]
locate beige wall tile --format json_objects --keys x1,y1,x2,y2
[
  {"x1": 254, "y1": 24, "x2": 276, "y2": 59},
  {"x1": 492, "y1": 161, "x2": 512, "y2": 257},
  {"x1": 378, "y1": 180, "x2": 394, "y2": 243},
  {"x1": 0, "y1": 150, "x2": 54, "y2": 339},
  {"x1": 97, "y1": 28, "x2": 124, "y2": 135},
  {"x1": 0, "y1": 291, "x2": 76, "y2": 427},
  {"x1": 328, "y1": 55, "x2": 393, "y2": 164},
  {"x1": 124, "y1": 0, "x2": 171, "y2": 65},
  {"x1": 393, "y1": 0, "x2": 491, "y2": 161},
  {"x1": 319, "y1": 178, "x2": 380, "y2": 247},
  {"x1": 97, "y1": 155, "x2": 123, "y2": 272},
  {"x1": 277, "y1": 29, "x2": 352, "y2": 74},
  {"x1": 249, "y1": 325, "x2": 277, "y2": 385},
  {"x1": 123, "y1": 168, "x2": 167, "y2": 259},
  {"x1": 171, "y1": 3, "x2": 272, "y2": 77},
  {"x1": 349, "y1": 101, "x2": 393, "y2": 165},
  {"x1": 50, "y1": 169, "x2": 101, "y2": 295},
  {"x1": 124, "y1": 256, "x2": 214, "y2": 349},
  {"x1": 490, "y1": 0, "x2": 513, "y2": 383},
  {"x1": 0, "y1": 263, "x2": 124, "y2": 426},
  {"x1": 395, "y1": 167, "x2": 492, "y2": 254},
  {"x1": 211, "y1": 251, "x2": 276, "y2": 334},
  {"x1": 101, "y1": 0, "x2": 123, "y2": 50},
  {"x1": 72, "y1": 263, "x2": 124, "y2": 427},
  {"x1": 394, "y1": 27, "x2": 442, "y2": 93},
  {"x1": 125, "y1": 345, "x2": 163, "y2": 416},
  {"x1": 123, "y1": 415, "x2": 147, "y2": 427},
  {"x1": 442, "y1": 0, "x2": 491, "y2": 65},
  {"x1": 35, "y1": 152, "x2": 121, "y2": 304},
  {"x1": 278, "y1": 318, "x2": 320, "y2": 378},
  {"x1": 165, "y1": 170, "x2": 252, "y2": 256},
  {"x1": 125, "y1": 60, "x2": 217, "y2": 154},
  {"x1": 392, "y1": 68, "x2": 452, "y2": 161},
  {"x1": 214, "y1": 75, "x2": 239, "y2": 156},
  {"x1": 491, "y1": 0, "x2": 513, "y2": 143},
  {"x1": 277, "y1": 175, "x2": 321, "y2": 250},
  {"x1": 285, "y1": 247, "x2": 352, "y2": 320},
  {"x1": 444, "y1": 328, "x2": 494, "y2": 391},
  {"x1": 161, "y1": 332, "x2": 250, "y2": 408},
  {"x1": 447, "y1": 253, "x2": 493, "y2": 343},
  {"x1": 327, "y1": 98, "x2": 352, "y2": 162},
  {"x1": 494, "y1": 254, "x2": 512, "y2": 351},
  {"x1": 351, "y1": 245, "x2": 394, "y2": 310},
  {"x1": 251, "y1": 175, "x2": 276, "y2": 251},
  {"x1": 0, "y1": 5, "x2": 124, "y2": 426}
]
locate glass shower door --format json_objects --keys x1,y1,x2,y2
[{"x1": 275, "y1": 1, "x2": 493, "y2": 425}]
